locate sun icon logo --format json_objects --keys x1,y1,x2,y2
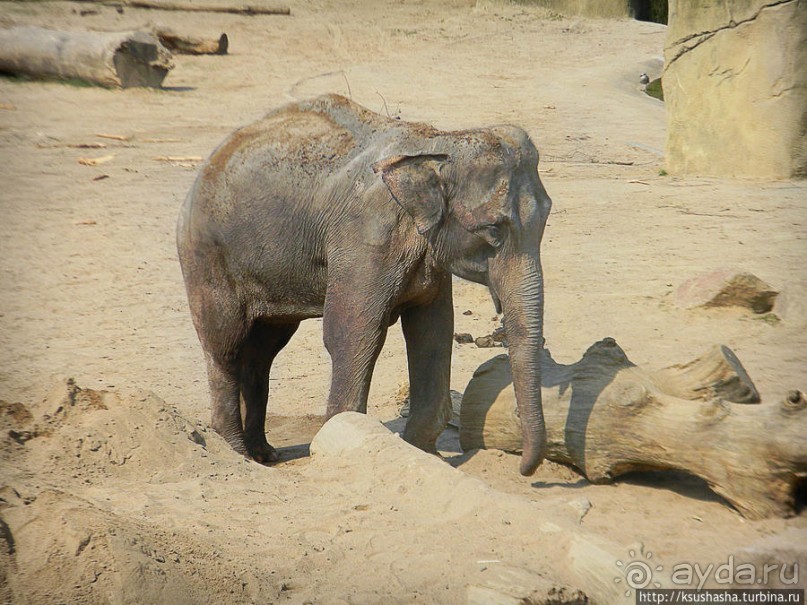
[{"x1": 614, "y1": 545, "x2": 664, "y2": 597}]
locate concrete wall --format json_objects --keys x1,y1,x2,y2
[{"x1": 664, "y1": 0, "x2": 807, "y2": 178}]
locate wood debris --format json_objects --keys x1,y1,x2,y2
[
  {"x1": 96, "y1": 133, "x2": 131, "y2": 141},
  {"x1": 154, "y1": 155, "x2": 203, "y2": 163},
  {"x1": 68, "y1": 142, "x2": 108, "y2": 149},
  {"x1": 78, "y1": 154, "x2": 115, "y2": 166}
]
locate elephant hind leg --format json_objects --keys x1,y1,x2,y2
[
  {"x1": 239, "y1": 321, "x2": 300, "y2": 463},
  {"x1": 192, "y1": 283, "x2": 251, "y2": 455},
  {"x1": 206, "y1": 352, "x2": 247, "y2": 456}
]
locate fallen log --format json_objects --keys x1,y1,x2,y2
[
  {"x1": 459, "y1": 338, "x2": 807, "y2": 520},
  {"x1": 153, "y1": 26, "x2": 228, "y2": 55},
  {"x1": 0, "y1": 26, "x2": 172, "y2": 88},
  {"x1": 114, "y1": 0, "x2": 290, "y2": 15}
]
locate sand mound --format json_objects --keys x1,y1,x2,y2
[
  {"x1": 4, "y1": 489, "x2": 217, "y2": 604},
  {"x1": 1, "y1": 380, "x2": 293, "y2": 604},
  {"x1": 2, "y1": 379, "x2": 220, "y2": 479}
]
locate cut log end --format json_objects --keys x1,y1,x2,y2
[
  {"x1": 113, "y1": 36, "x2": 171, "y2": 87},
  {"x1": 216, "y1": 33, "x2": 229, "y2": 55}
]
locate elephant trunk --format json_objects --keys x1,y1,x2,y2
[{"x1": 493, "y1": 254, "x2": 547, "y2": 476}]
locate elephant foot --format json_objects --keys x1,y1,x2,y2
[
  {"x1": 402, "y1": 432, "x2": 439, "y2": 456},
  {"x1": 245, "y1": 437, "x2": 279, "y2": 465},
  {"x1": 216, "y1": 426, "x2": 279, "y2": 464},
  {"x1": 403, "y1": 416, "x2": 448, "y2": 455},
  {"x1": 215, "y1": 426, "x2": 249, "y2": 456}
]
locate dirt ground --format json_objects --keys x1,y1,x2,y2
[{"x1": 0, "y1": 0, "x2": 805, "y2": 603}]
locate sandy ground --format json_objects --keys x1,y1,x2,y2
[{"x1": 0, "y1": 0, "x2": 806, "y2": 603}]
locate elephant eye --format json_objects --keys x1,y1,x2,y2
[{"x1": 477, "y1": 224, "x2": 503, "y2": 249}]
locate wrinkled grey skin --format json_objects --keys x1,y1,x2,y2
[{"x1": 177, "y1": 94, "x2": 552, "y2": 476}]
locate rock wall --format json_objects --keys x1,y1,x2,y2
[{"x1": 664, "y1": 0, "x2": 807, "y2": 178}]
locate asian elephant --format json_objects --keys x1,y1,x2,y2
[{"x1": 177, "y1": 94, "x2": 552, "y2": 476}]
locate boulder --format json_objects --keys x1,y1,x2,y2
[
  {"x1": 674, "y1": 268, "x2": 778, "y2": 313},
  {"x1": 454, "y1": 332, "x2": 474, "y2": 344},
  {"x1": 474, "y1": 335, "x2": 499, "y2": 348}
]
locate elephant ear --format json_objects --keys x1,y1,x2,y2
[{"x1": 372, "y1": 154, "x2": 449, "y2": 235}]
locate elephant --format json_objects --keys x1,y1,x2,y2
[{"x1": 177, "y1": 94, "x2": 552, "y2": 476}]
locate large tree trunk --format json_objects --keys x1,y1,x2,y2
[
  {"x1": 0, "y1": 26, "x2": 173, "y2": 88},
  {"x1": 459, "y1": 338, "x2": 807, "y2": 520}
]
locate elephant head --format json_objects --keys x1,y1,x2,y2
[{"x1": 372, "y1": 126, "x2": 552, "y2": 476}]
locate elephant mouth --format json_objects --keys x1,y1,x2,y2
[{"x1": 488, "y1": 285, "x2": 502, "y2": 314}]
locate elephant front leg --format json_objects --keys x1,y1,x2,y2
[
  {"x1": 322, "y1": 277, "x2": 390, "y2": 418},
  {"x1": 401, "y1": 273, "x2": 454, "y2": 453}
]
